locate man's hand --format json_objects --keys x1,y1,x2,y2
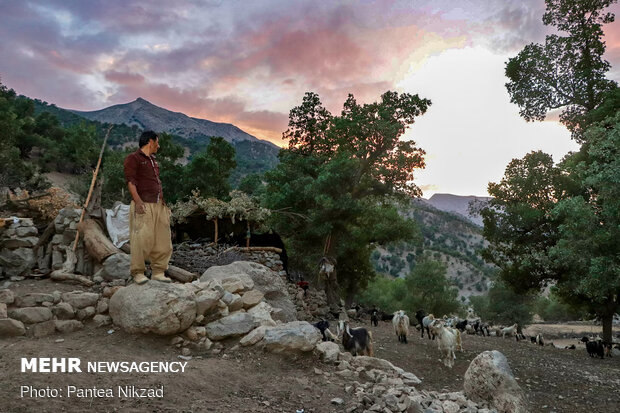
[
  {"x1": 135, "y1": 200, "x2": 146, "y2": 214},
  {"x1": 127, "y1": 182, "x2": 146, "y2": 214}
]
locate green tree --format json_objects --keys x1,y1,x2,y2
[
  {"x1": 264, "y1": 91, "x2": 429, "y2": 309},
  {"x1": 505, "y1": 0, "x2": 617, "y2": 139},
  {"x1": 357, "y1": 276, "x2": 405, "y2": 314},
  {"x1": 402, "y1": 260, "x2": 460, "y2": 317},
  {"x1": 477, "y1": 281, "x2": 534, "y2": 328},
  {"x1": 185, "y1": 137, "x2": 236, "y2": 199},
  {"x1": 0, "y1": 82, "x2": 49, "y2": 190},
  {"x1": 237, "y1": 173, "x2": 264, "y2": 197},
  {"x1": 477, "y1": 151, "x2": 576, "y2": 292},
  {"x1": 548, "y1": 111, "x2": 620, "y2": 340},
  {"x1": 485, "y1": 0, "x2": 619, "y2": 342}
]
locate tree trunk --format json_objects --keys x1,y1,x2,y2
[
  {"x1": 325, "y1": 275, "x2": 341, "y2": 313},
  {"x1": 323, "y1": 234, "x2": 341, "y2": 312},
  {"x1": 602, "y1": 313, "x2": 613, "y2": 343},
  {"x1": 77, "y1": 219, "x2": 122, "y2": 263}
]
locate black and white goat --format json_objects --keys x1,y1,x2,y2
[
  {"x1": 584, "y1": 337, "x2": 612, "y2": 358},
  {"x1": 585, "y1": 338, "x2": 605, "y2": 359},
  {"x1": 422, "y1": 314, "x2": 436, "y2": 340},
  {"x1": 313, "y1": 320, "x2": 338, "y2": 342},
  {"x1": 392, "y1": 310, "x2": 409, "y2": 344},
  {"x1": 370, "y1": 309, "x2": 379, "y2": 327},
  {"x1": 338, "y1": 320, "x2": 374, "y2": 357}
]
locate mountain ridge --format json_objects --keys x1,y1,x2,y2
[
  {"x1": 69, "y1": 97, "x2": 278, "y2": 149},
  {"x1": 422, "y1": 193, "x2": 491, "y2": 226}
]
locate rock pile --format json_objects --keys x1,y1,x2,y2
[
  {"x1": 0, "y1": 288, "x2": 109, "y2": 337},
  {"x1": 200, "y1": 261, "x2": 296, "y2": 322},
  {"x1": 312, "y1": 347, "x2": 503, "y2": 413},
  {"x1": 288, "y1": 282, "x2": 330, "y2": 321},
  {"x1": 172, "y1": 244, "x2": 286, "y2": 278}
]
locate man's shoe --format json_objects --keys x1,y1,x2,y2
[
  {"x1": 152, "y1": 273, "x2": 172, "y2": 283},
  {"x1": 133, "y1": 273, "x2": 149, "y2": 285}
]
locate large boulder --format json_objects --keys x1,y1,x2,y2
[
  {"x1": 261, "y1": 321, "x2": 321, "y2": 353},
  {"x1": 109, "y1": 283, "x2": 196, "y2": 335},
  {"x1": 464, "y1": 350, "x2": 528, "y2": 413},
  {"x1": 0, "y1": 318, "x2": 26, "y2": 336},
  {"x1": 204, "y1": 312, "x2": 258, "y2": 340},
  {"x1": 315, "y1": 341, "x2": 340, "y2": 363},
  {"x1": 202, "y1": 261, "x2": 296, "y2": 322},
  {"x1": 0, "y1": 248, "x2": 36, "y2": 277},
  {"x1": 99, "y1": 253, "x2": 131, "y2": 281},
  {"x1": 200, "y1": 265, "x2": 255, "y2": 291}
]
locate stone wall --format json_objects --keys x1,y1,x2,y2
[
  {"x1": 0, "y1": 287, "x2": 110, "y2": 338},
  {"x1": 0, "y1": 208, "x2": 97, "y2": 281},
  {"x1": 0, "y1": 218, "x2": 38, "y2": 280}
]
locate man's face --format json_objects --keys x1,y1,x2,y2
[{"x1": 150, "y1": 138, "x2": 160, "y2": 154}]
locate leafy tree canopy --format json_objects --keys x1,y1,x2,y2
[
  {"x1": 185, "y1": 136, "x2": 237, "y2": 200},
  {"x1": 264, "y1": 91, "x2": 429, "y2": 308},
  {"x1": 505, "y1": 0, "x2": 617, "y2": 139}
]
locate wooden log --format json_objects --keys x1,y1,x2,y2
[
  {"x1": 50, "y1": 246, "x2": 94, "y2": 286},
  {"x1": 235, "y1": 246, "x2": 283, "y2": 253},
  {"x1": 166, "y1": 265, "x2": 197, "y2": 283},
  {"x1": 77, "y1": 219, "x2": 122, "y2": 263},
  {"x1": 50, "y1": 271, "x2": 95, "y2": 287}
]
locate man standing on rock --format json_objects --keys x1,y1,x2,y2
[{"x1": 123, "y1": 130, "x2": 173, "y2": 284}]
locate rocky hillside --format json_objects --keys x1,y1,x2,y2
[
  {"x1": 71, "y1": 97, "x2": 272, "y2": 146},
  {"x1": 31, "y1": 98, "x2": 280, "y2": 183},
  {"x1": 372, "y1": 199, "x2": 495, "y2": 302},
  {"x1": 423, "y1": 193, "x2": 491, "y2": 227}
]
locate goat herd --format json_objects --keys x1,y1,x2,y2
[{"x1": 313, "y1": 308, "x2": 618, "y2": 369}]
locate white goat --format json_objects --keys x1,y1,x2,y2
[
  {"x1": 447, "y1": 326, "x2": 463, "y2": 352},
  {"x1": 501, "y1": 323, "x2": 518, "y2": 339},
  {"x1": 392, "y1": 310, "x2": 410, "y2": 344},
  {"x1": 429, "y1": 320, "x2": 457, "y2": 368}
]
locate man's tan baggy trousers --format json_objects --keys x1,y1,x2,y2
[{"x1": 129, "y1": 200, "x2": 173, "y2": 277}]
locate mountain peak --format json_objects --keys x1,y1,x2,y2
[
  {"x1": 68, "y1": 98, "x2": 269, "y2": 146},
  {"x1": 133, "y1": 97, "x2": 152, "y2": 105},
  {"x1": 424, "y1": 194, "x2": 491, "y2": 227}
]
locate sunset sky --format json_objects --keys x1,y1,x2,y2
[{"x1": 1, "y1": 0, "x2": 619, "y2": 197}]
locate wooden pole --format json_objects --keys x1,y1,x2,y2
[
  {"x1": 214, "y1": 218, "x2": 219, "y2": 245},
  {"x1": 73, "y1": 126, "x2": 112, "y2": 251}
]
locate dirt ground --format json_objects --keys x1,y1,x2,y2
[
  {"x1": 2, "y1": 280, "x2": 620, "y2": 413},
  {"x1": 371, "y1": 320, "x2": 620, "y2": 413}
]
